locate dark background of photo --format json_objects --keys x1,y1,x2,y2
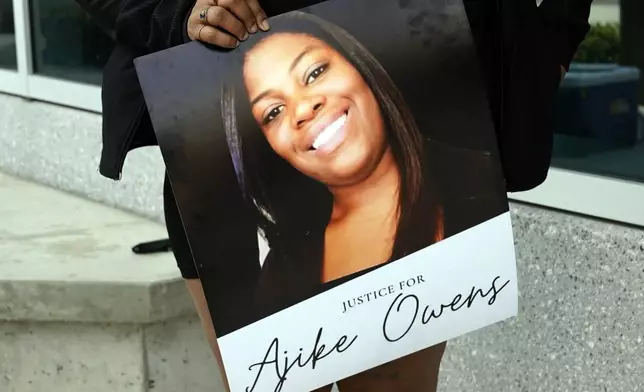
[{"x1": 135, "y1": 0, "x2": 506, "y2": 337}]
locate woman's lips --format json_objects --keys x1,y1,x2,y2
[{"x1": 309, "y1": 111, "x2": 348, "y2": 155}]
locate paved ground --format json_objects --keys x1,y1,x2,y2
[
  {"x1": 0, "y1": 172, "x2": 176, "y2": 285},
  {"x1": 0, "y1": 172, "x2": 192, "y2": 324},
  {"x1": 0, "y1": 172, "x2": 219, "y2": 392}
]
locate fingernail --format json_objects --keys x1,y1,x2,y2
[
  {"x1": 260, "y1": 19, "x2": 270, "y2": 31},
  {"x1": 250, "y1": 24, "x2": 258, "y2": 33},
  {"x1": 235, "y1": 41, "x2": 240, "y2": 47},
  {"x1": 242, "y1": 31, "x2": 249, "y2": 40}
]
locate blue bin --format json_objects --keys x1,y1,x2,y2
[{"x1": 554, "y1": 63, "x2": 641, "y2": 145}]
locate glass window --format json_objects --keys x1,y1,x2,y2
[
  {"x1": 30, "y1": 0, "x2": 114, "y2": 85},
  {"x1": 552, "y1": 0, "x2": 644, "y2": 183},
  {"x1": 0, "y1": 0, "x2": 17, "y2": 70}
]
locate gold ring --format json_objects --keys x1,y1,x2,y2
[{"x1": 198, "y1": 24, "x2": 206, "y2": 41}]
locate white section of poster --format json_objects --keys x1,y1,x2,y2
[{"x1": 218, "y1": 212, "x2": 518, "y2": 392}]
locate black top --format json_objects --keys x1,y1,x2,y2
[{"x1": 249, "y1": 139, "x2": 508, "y2": 327}]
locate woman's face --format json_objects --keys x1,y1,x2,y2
[{"x1": 243, "y1": 33, "x2": 388, "y2": 187}]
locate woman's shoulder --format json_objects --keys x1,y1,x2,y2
[
  {"x1": 253, "y1": 236, "x2": 327, "y2": 319},
  {"x1": 257, "y1": 235, "x2": 324, "y2": 293},
  {"x1": 422, "y1": 138, "x2": 508, "y2": 234}
]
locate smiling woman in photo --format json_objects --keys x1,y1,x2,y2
[
  {"x1": 221, "y1": 11, "x2": 504, "y2": 318},
  {"x1": 219, "y1": 11, "x2": 506, "y2": 392}
]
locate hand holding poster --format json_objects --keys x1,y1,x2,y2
[{"x1": 135, "y1": 0, "x2": 518, "y2": 390}]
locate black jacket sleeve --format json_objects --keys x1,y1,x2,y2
[
  {"x1": 74, "y1": 0, "x2": 197, "y2": 179},
  {"x1": 539, "y1": 0, "x2": 593, "y2": 70},
  {"x1": 483, "y1": 0, "x2": 592, "y2": 192},
  {"x1": 74, "y1": 0, "x2": 121, "y2": 40},
  {"x1": 114, "y1": 0, "x2": 193, "y2": 52},
  {"x1": 74, "y1": 0, "x2": 193, "y2": 53}
]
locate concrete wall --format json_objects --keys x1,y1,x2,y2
[
  {"x1": 0, "y1": 94, "x2": 165, "y2": 222},
  {"x1": 2, "y1": 79, "x2": 643, "y2": 392},
  {"x1": 0, "y1": 318, "x2": 221, "y2": 392}
]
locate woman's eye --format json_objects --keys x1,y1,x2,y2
[
  {"x1": 263, "y1": 105, "x2": 284, "y2": 125},
  {"x1": 305, "y1": 64, "x2": 327, "y2": 85}
]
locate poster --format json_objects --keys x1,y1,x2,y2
[{"x1": 135, "y1": 0, "x2": 518, "y2": 390}]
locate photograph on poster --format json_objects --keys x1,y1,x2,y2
[{"x1": 135, "y1": 0, "x2": 518, "y2": 391}]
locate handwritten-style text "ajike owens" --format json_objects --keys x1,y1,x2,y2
[
  {"x1": 245, "y1": 327, "x2": 357, "y2": 392},
  {"x1": 382, "y1": 276, "x2": 511, "y2": 342},
  {"x1": 245, "y1": 275, "x2": 511, "y2": 392}
]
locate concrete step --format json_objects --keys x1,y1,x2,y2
[{"x1": 0, "y1": 173, "x2": 223, "y2": 392}]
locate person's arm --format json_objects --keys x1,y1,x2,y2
[
  {"x1": 75, "y1": 0, "x2": 269, "y2": 53},
  {"x1": 538, "y1": 0, "x2": 594, "y2": 71},
  {"x1": 115, "y1": 0, "x2": 194, "y2": 51},
  {"x1": 74, "y1": 0, "x2": 121, "y2": 40},
  {"x1": 74, "y1": 0, "x2": 193, "y2": 52}
]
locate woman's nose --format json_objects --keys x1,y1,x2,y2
[{"x1": 293, "y1": 96, "x2": 325, "y2": 128}]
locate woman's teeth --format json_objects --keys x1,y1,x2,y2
[{"x1": 312, "y1": 113, "x2": 347, "y2": 150}]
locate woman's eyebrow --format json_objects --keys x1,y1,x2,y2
[
  {"x1": 289, "y1": 45, "x2": 319, "y2": 73},
  {"x1": 251, "y1": 90, "x2": 274, "y2": 106},
  {"x1": 250, "y1": 45, "x2": 322, "y2": 106}
]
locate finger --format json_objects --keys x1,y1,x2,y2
[
  {"x1": 198, "y1": 25, "x2": 240, "y2": 48},
  {"x1": 207, "y1": 6, "x2": 248, "y2": 41},
  {"x1": 244, "y1": 0, "x2": 270, "y2": 31},
  {"x1": 217, "y1": 0, "x2": 257, "y2": 34},
  {"x1": 187, "y1": 0, "x2": 221, "y2": 41}
]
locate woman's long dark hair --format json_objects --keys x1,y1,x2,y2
[{"x1": 221, "y1": 11, "x2": 443, "y2": 264}]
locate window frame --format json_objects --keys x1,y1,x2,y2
[
  {"x1": 1, "y1": 0, "x2": 643, "y2": 227},
  {"x1": 26, "y1": 74, "x2": 102, "y2": 111},
  {"x1": 1, "y1": 0, "x2": 102, "y2": 111},
  {"x1": 0, "y1": 68, "x2": 24, "y2": 95},
  {"x1": 509, "y1": 167, "x2": 644, "y2": 227},
  {"x1": 0, "y1": 0, "x2": 27, "y2": 95}
]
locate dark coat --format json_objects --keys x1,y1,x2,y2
[{"x1": 75, "y1": 0, "x2": 593, "y2": 191}]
